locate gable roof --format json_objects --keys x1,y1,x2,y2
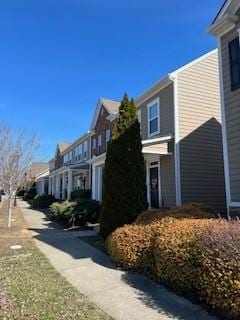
[
  {"x1": 212, "y1": 0, "x2": 228, "y2": 24},
  {"x1": 90, "y1": 97, "x2": 120, "y2": 130},
  {"x1": 55, "y1": 142, "x2": 72, "y2": 157}
]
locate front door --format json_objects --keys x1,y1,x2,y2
[{"x1": 150, "y1": 166, "x2": 159, "y2": 208}]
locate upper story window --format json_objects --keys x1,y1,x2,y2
[
  {"x1": 105, "y1": 129, "x2": 111, "y2": 145},
  {"x1": 98, "y1": 135, "x2": 102, "y2": 154},
  {"x1": 92, "y1": 138, "x2": 96, "y2": 151},
  {"x1": 74, "y1": 146, "x2": 79, "y2": 162},
  {"x1": 63, "y1": 154, "x2": 68, "y2": 165},
  {"x1": 83, "y1": 141, "x2": 88, "y2": 160},
  {"x1": 79, "y1": 144, "x2": 83, "y2": 162},
  {"x1": 229, "y1": 37, "x2": 240, "y2": 91},
  {"x1": 147, "y1": 98, "x2": 160, "y2": 137},
  {"x1": 69, "y1": 151, "x2": 72, "y2": 164}
]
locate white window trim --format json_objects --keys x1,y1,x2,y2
[
  {"x1": 147, "y1": 97, "x2": 160, "y2": 137},
  {"x1": 105, "y1": 129, "x2": 110, "y2": 144},
  {"x1": 83, "y1": 141, "x2": 88, "y2": 160}
]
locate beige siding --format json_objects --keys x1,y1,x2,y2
[
  {"x1": 221, "y1": 27, "x2": 240, "y2": 202},
  {"x1": 160, "y1": 156, "x2": 176, "y2": 207},
  {"x1": 138, "y1": 83, "x2": 175, "y2": 140},
  {"x1": 177, "y1": 51, "x2": 226, "y2": 209}
]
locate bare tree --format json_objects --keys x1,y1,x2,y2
[{"x1": 0, "y1": 126, "x2": 39, "y2": 227}]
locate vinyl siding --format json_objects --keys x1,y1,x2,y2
[
  {"x1": 137, "y1": 83, "x2": 175, "y2": 140},
  {"x1": 177, "y1": 51, "x2": 226, "y2": 210},
  {"x1": 160, "y1": 156, "x2": 176, "y2": 207},
  {"x1": 221, "y1": 26, "x2": 240, "y2": 202}
]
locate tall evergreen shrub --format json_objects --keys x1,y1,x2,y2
[{"x1": 100, "y1": 93, "x2": 148, "y2": 239}]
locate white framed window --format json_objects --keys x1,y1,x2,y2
[
  {"x1": 69, "y1": 151, "x2": 72, "y2": 164},
  {"x1": 92, "y1": 138, "x2": 96, "y2": 150},
  {"x1": 105, "y1": 129, "x2": 110, "y2": 145},
  {"x1": 74, "y1": 147, "x2": 78, "y2": 162},
  {"x1": 83, "y1": 141, "x2": 88, "y2": 160},
  {"x1": 147, "y1": 98, "x2": 160, "y2": 137},
  {"x1": 63, "y1": 154, "x2": 68, "y2": 165},
  {"x1": 98, "y1": 135, "x2": 102, "y2": 154},
  {"x1": 79, "y1": 144, "x2": 83, "y2": 161}
]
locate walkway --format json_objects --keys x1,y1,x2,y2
[{"x1": 19, "y1": 200, "x2": 219, "y2": 320}]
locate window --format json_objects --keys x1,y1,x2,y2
[
  {"x1": 92, "y1": 138, "x2": 96, "y2": 150},
  {"x1": 79, "y1": 144, "x2": 83, "y2": 162},
  {"x1": 69, "y1": 151, "x2": 72, "y2": 164},
  {"x1": 83, "y1": 141, "x2": 88, "y2": 160},
  {"x1": 63, "y1": 154, "x2": 68, "y2": 165},
  {"x1": 105, "y1": 129, "x2": 110, "y2": 145},
  {"x1": 137, "y1": 109, "x2": 141, "y2": 125},
  {"x1": 148, "y1": 98, "x2": 160, "y2": 136},
  {"x1": 229, "y1": 37, "x2": 240, "y2": 90},
  {"x1": 74, "y1": 147, "x2": 79, "y2": 162},
  {"x1": 98, "y1": 135, "x2": 102, "y2": 154}
]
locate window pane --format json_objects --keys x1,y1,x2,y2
[
  {"x1": 150, "y1": 118, "x2": 158, "y2": 134},
  {"x1": 149, "y1": 104, "x2": 158, "y2": 119},
  {"x1": 231, "y1": 64, "x2": 240, "y2": 87},
  {"x1": 229, "y1": 38, "x2": 239, "y2": 62}
]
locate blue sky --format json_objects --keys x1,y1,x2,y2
[{"x1": 0, "y1": 0, "x2": 222, "y2": 161}]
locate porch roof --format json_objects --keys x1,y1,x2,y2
[{"x1": 142, "y1": 135, "x2": 173, "y2": 156}]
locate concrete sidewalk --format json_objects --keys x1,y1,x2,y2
[{"x1": 19, "y1": 200, "x2": 219, "y2": 320}]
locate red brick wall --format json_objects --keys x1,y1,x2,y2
[{"x1": 91, "y1": 105, "x2": 117, "y2": 157}]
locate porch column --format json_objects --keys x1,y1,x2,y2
[
  {"x1": 67, "y1": 169, "x2": 73, "y2": 200},
  {"x1": 48, "y1": 177, "x2": 52, "y2": 195},
  {"x1": 62, "y1": 172, "x2": 66, "y2": 200},
  {"x1": 92, "y1": 165, "x2": 96, "y2": 200},
  {"x1": 56, "y1": 174, "x2": 60, "y2": 199}
]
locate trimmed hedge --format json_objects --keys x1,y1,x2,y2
[
  {"x1": 106, "y1": 224, "x2": 155, "y2": 274},
  {"x1": 32, "y1": 195, "x2": 56, "y2": 209},
  {"x1": 107, "y1": 207, "x2": 240, "y2": 318},
  {"x1": 134, "y1": 203, "x2": 216, "y2": 225}
]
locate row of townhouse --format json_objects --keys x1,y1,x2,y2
[
  {"x1": 208, "y1": 0, "x2": 240, "y2": 216},
  {"x1": 37, "y1": 49, "x2": 227, "y2": 212}
]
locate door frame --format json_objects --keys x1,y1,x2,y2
[{"x1": 146, "y1": 158, "x2": 162, "y2": 209}]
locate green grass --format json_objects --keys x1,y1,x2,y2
[{"x1": 0, "y1": 245, "x2": 111, "y2": 320}]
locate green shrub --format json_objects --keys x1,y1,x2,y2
[
  {"x1": 106, "y1": 224, "x2": 156, "y2": 274},
  {"x1": 134, "y1": 203, "x2": 216, "y2": 225},
  {"x1": 32, "y1": 195, "x2": 56, "y2": 209},
  {"x1": 23, "y1": 185, "x2": 37, "y2": 200},
  {"x1": 70, "y1": 190, "x2": 91, "y2": 200},
  {"x1": 16, "y1": 188, "x2": 25, "y2": 197},
  {"x1": 49, "y1": 199, "x2": 101, "y2": 227}
]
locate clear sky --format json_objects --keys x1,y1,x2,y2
[{"x1": 0, "y1": 0, "x2": 222, "y2": 161}]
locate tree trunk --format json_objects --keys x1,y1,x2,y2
[
  {"x1": 7, "y1": 197, "x2": 12, "y2": 228},
  {"x1": 14, "y1": 193, "x2": 17, "y2": 207}
]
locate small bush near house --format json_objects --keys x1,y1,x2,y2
[
  {"x1": 198, "y1": 221, "x2": 240, "y2": 319},
  {"x1": 49, "y1": 199, "x2": 101, "y2": 227},
  {"x1": 16, "y1": 188, "x2": 25, "y2": 197},
  {"x1": 70, "y1": 189, "x2": 91, "y2": 200},
  {"x1": 23, "y1": 184, "x2": 37, "y2": 201},
  {"x1": 134, "y1": 202, "x2": 216, "y2": 225},
  {"x1": 107, "y1": 213, "x2": 240, "y2": 319},
  {"x1": 32, "y1": 195, "x2": 56, "y2": 209},
  {"x1": 106, "y1": 224, "x2": 156, "y2": 274}
]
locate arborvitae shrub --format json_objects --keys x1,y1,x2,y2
[{"x1": 100, "y1": 94, "x2": 147, "y2": 239}]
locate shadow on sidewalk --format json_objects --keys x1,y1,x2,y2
[{"x1": 25, "y1": 205, "x2": 217, "y2": 320}]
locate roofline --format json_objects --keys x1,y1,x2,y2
[
  {"x1": 212, "y1": 0, "x2": 229, "y2": 24},
  {"x1": 62, "y1": 131, "x2": 92, "y2": 155},
  {"x1": 135, "y1": 50, "x2": 217, "y2": 106},
  {"x1": 90, "y1": 97, "x2": 120, "y2": 130}
]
